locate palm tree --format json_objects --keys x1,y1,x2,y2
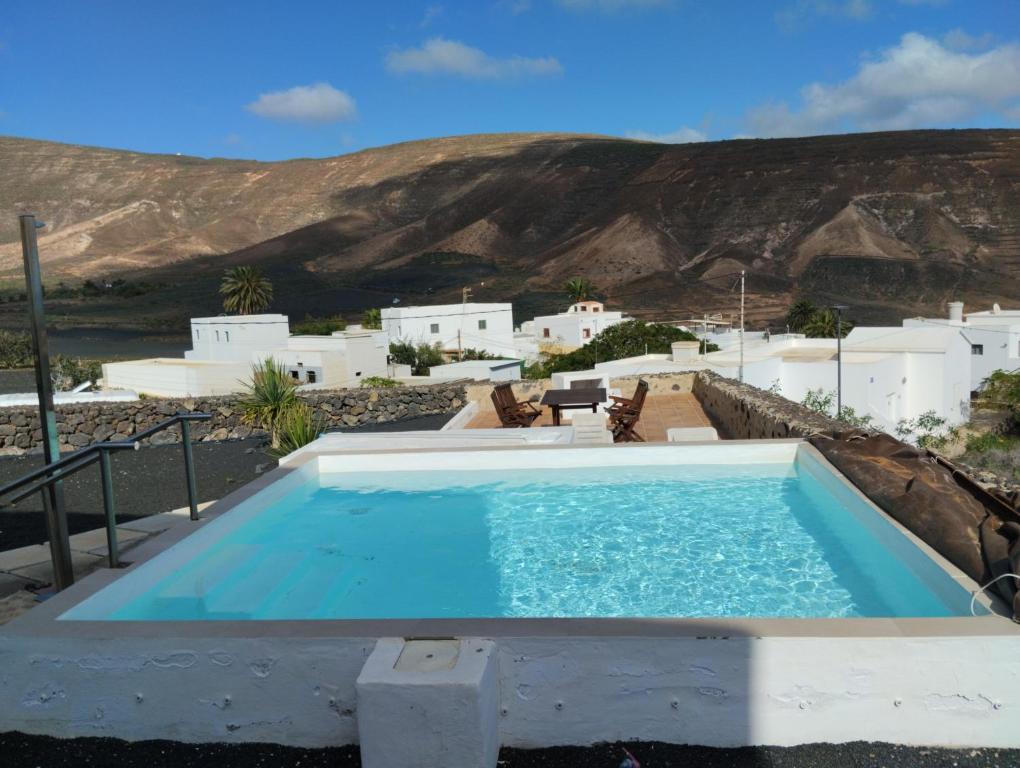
[
  {"x1": 565, "y1": 277, "x2": 595, "y2": 303},
  {"x1": 802, "y1": 309, "x2": 853, "y2": 338},
  {"x1": 785, "y1": 299, "x2": 817, "y2": 332},
  {"x1": 220, "y1": 266, "x2": 273, "y2": 315},
  {"x1": 361, "y1": 307, "x2": 382, "y2": 329}
]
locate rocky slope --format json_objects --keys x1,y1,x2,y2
[{"x1": 1, "y1": 129, "x2": 1018, "y2": 326}]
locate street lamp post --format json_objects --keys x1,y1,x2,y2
[{"x1": 831, "y1": 304, "x2": 849, "y2": 420}]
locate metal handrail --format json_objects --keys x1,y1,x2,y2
[{"x1": 0, "y1": 412, "x2": 212, "y2": 575}]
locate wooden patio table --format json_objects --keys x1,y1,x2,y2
[{"x1": 539, "y1": 387, "x2": 607, "y2": 427}]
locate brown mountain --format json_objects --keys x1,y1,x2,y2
[{"x1": 1, "y1": 129, "x2": 1018, "y2": 328}]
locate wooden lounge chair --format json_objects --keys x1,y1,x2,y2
[
  {"x1": 608, "y1": 379, "x2": 648, "y2": 442},
  {"x1": 491, "y1": 383, "x2": 542, "y2": 427}
]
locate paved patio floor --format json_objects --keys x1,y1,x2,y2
[{"x1": 465, "y1": 393, "x2": 713, "y2": 442}]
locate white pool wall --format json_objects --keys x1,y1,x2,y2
[{"x1": 2, "y1": 440, "x2": 1018, "y2": 749}]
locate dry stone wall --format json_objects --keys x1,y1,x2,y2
[
  {"x1": 693, "y1": 370, "x2": 864, "y2": 439},
  {"x1": 0, "y1": 384, "x2": 465, "y2": 455}
]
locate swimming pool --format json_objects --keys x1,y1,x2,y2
[{"x1": 61, "y1": 442, "x2": 972, "y2": 621}]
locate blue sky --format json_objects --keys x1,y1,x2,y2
[{"x1": 0, "y1": 0, "x2": 1017, "y2": 160}]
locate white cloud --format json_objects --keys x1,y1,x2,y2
[
  {"x1": 420, "y1": 4, "x2": 444, "y2": 27},
  {"x1": 776, "y1": 0, "x2": 873, "y2": 31},
  {"x1": 625, "y1": 126, "x2": 707, "y2": 143},
  {"x1": 745, "y1": 32, "x2": 1020, "y2": 137},
  {"x1": 942, "y1": 28, "x2": 995, "y2": 51},
  {"x1": 223, "y1": 133, "x2": 242, "y2": 146},
  {"x1": 385, "y1": 37, "x2": 562, "y2": 79},
  {"x1": 246, "y1": 83, "x2": 357, "y2": 123},
  {"x1": 558, "y1": 0, "x2": 670, "y2": 9}
]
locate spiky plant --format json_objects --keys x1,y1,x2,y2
[
  {"x1": 565, "y1": 277, "x2": 595, "y2": 303},
  {"x1": 267, "y1": 402, "x2": 324, "y2": 459},
  {"x1": 239, "y1": 357, "x2": 298, "y2": 448},
  {"x1": 219, "y1": 266, "x2": 273, "y2": 315},
  {"x1": 361, "y1": 307, "x2": 382, "y2": 329}
]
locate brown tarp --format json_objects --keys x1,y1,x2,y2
[{"x1": 809, "y1": 433, "x2": 1019, "y2": 620}]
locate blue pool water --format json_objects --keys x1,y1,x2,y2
[{"x1": 102, "y1": 461, "x2": 968, "y2": 620}]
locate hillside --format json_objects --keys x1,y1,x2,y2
[{"x1": 1, "y1": 129, "x2": 1019, "y2": 328}]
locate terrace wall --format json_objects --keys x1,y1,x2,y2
[
  {"x1": 692, "y1": 370, "x2": 860, "y2": 439},
  {"x1": 0, "y1": 383, "x2": 465, "y2": 455}
]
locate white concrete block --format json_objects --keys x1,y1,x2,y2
[
  {"x1": 667, "y1": 426, "x2": 719, "y2": 442},
  {"x1": 356, "y1": 637, "x2": 499, "y2": 768}
]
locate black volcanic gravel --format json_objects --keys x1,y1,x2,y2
[
  {"x1": 0, "y1": 414, "x2": 455, "y2": 551},
  {"x1": 1, "y1": 734, "x2": 1018, "y2": 768}
]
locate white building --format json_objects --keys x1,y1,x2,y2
[
  {"x1": 186, "y1": 315, "x2": 290, "y2": 362},
  {"x1": 104, "y1": 315, "x2": 390, "y2": 397},
  {"x1": 381, "y1": 303, "x2": 516, "y2": 359},
  {"x1": 427, "y1": 358, "x2": 522, "y2": 383},
  {"x1": 526, "y1": 301, "x2": 627, "y2": 349},
  {"x1": 904, "y1": 301, "x2": 1020, "y2": 391},
  {"x1": 593, "y1": 327, "x2": 972, "y2": 434}
]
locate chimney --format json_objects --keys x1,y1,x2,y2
[
  {"x1": 671, "y1": 341, "x2": 701, "y2": 362},
  {"x1": 948, "y1": 301, "x2": 964, "y2": 324}
]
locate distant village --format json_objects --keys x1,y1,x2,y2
[{"x1": 70, "y1": 286, "x2": 1017, "y2": 443}]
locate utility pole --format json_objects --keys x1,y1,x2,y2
[
  {"x1": 20, "y1": 215, "x2": 73, "y2": 590},
  {"x1": 738, "y1": 270, "x2": 745, "y2": 383},
  {"x1": 831, "y1": 305, "x2": 849, "y2": 420},
  {"x1": 459, "y1": 286, "x2": 472, "y2": 362}
]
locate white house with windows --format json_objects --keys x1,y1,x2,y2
[
  {"x1": 103, "y1": 314, "x2": 390, "y2": 397},
  {"x1": 592, "y1": 326, "x2": 972, "y2": 434},
  {"x1": 380, "y1": 303, "x2": 516, "y2": 358},
  {"x1": 903, "y1": 301, "x2": 1020, "y2": 391},
  {"x1": 523, "y1": 301, "x2": 627, "y2": 349}
]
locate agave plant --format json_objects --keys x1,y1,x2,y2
[
  {"x1": 267, "y1": 402, "x2": 324, "y2": 459},
  {"x1": 219, "y1": 265, "x2": 273, "y2": 315},
  {"x1": 239, "y1": 357, "x2": 297, "y2": 448}
]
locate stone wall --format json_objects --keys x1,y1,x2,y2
[
  {"x1": 692, "y1": 370, "x2": 863, "y2": 439},
  {"x1": 0, "y1": 383, "x2": 465, "y2": 455}
]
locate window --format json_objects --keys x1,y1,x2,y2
[
  {"x1": 478, "y1": 319, "x2": 487, "y2": 330},
  {"x1": 194, "y1": 329, "x2": 200, "y2": 340},
  {"x1": 543, "y1": 328, "x2": 551, "y2": 338},
  {"x1": 290, "y1": 370, "x2": 300, "y2": 380},
  {"x1": 582, "y1": 328, "x2": 591, "y2": 339},
  {"x1": 972, "y1": 344, "x2": 984, "y2": 356},
  {"x1": 430, "y1": 323, "x2": 440, "y2": 334},
  {"x1": 224, "y1": 331, "x2": 230, "y2": 343},
  {"x1": 307, "y1": 371, "x2": 316, "y2": 384},
  {"x1": 580, "y1": 305, "x2": 588, "y2": 311},
  {"x1": 592, "y1": 306, "x2": 600, "y2": 313},
  {"x1": 215, "y1": 330, "x2": 220, "y2": 341}
]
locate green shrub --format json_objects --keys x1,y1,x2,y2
[
  {"x1": 801, "y1": 388, "x2": 874, "y2": 429},
  {"x1": 361, "y1": 308, "x2": 382, "y2": 330},
  {"x1": 360, "y1": 376, "x2": 399, "y2": 388},
  {"x1": 0, "y1": 330, "x2": 34, "y2": 369},
  {"x1": 291, "y1": 315, "x2": 347, "y2": 335},
  {"x1": 389, "y1": 340, "x2": 444, "y2": 376},
  {"x1": 532, "y1": 320, "x2": 717, "y2": 377},
  {"x1": 267, "y1": 402, "x2": 324, "y2": 459},
  {"x1": 51, "y1": 356, "x2": 103, "y2": 390},
  {"x1": 239, "y1": 358, "x2": 298, "y2": 448},
  {"x1": 895, "y1": 410, "x2": 957, "y2": 450},
  {"x1": 978, "y1": 369, "x2": 1020, "y2": 414}
]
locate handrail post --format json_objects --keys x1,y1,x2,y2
[
  {"x1": 98, "y1": 449, "x2": 119, "y2": 568},
  {"x1": 20, "y1": 214, "x2": 73, "y2": 590},
  {"x1": 180, "y1": 419, "x2": 200, "y2": 521}
]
